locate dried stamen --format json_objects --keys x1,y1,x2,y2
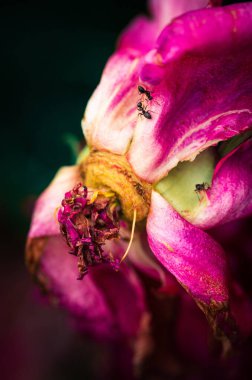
[
  {"x1": 120, "y1": 208, "x2": 137, "y2": 264},
  {"x1": 58, "y1": 183, "x2": 121, "y2": 279},
  {"x1": 108, "y1": 209, "x2": 137, "y2": 272}
]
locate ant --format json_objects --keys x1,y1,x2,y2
[
  {"x1": 194, "y1": 182, "x2": 210, "y2": 200},
  {"x1": 138, "y1": 85, "x2": 153, "y2": 101},
  {"x1": 137, "y1": 101, "x2": 152, "y2": 119}
]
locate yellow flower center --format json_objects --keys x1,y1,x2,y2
[{"x1": 79, "y1": 150, "x2": 152, "y2": 222}]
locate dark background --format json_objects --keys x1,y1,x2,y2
[{"x1": 0, "y1": 1, "x2": 248, "y2": 380}]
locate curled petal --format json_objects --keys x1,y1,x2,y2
[
  {"x1": 82, "y1": 52, "x2": 142, "y2": 155},
  {"x1": 128, "y1": 4, "x2": 252, "y2": 182},
  {"x1": 82, "y1": 0, "x2": 212, "y2": 155},
  {"x1": 189, "y1": 139, "x2": 252, "y2": 228},
  {"x1": 147, "y1": 191, "x2": 237, "y2": 341},
  {"x1": 28, "y1": 166, "x2": 81, "y2": 238},
  {"x1": 26, "y1": 236, "x2": 146, "y2": 340}
]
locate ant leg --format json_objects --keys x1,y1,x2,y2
[{"x1": 194, "y1": 190, "x2": 200, "y2": 201}]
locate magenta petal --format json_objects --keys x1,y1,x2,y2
[
  {"x1": 147, "y1": 191, "x2": 237, "y2": 339},
  {"x1": 190, "y1": 139, "x2": 252, "y2": 228},
  {"x1": 28, "y1": 236, "x2": 146, "y2": 340},
  {"x1": 117, "y1": 16, "x2": 158, "y2": 55},
  {"x1": 147, "y1": 191, "x2": 228, "y2": 304},
  {"x1": 118, "y1": 0, "x2": 211, "y2": 53},
  {"x1": 28, "y1": 166, "x2": 80, "y2": 238},
  {"x1": 83, "y1": 0, "x2": 213, "y2": 155},
  {"x1": 82, "y1": 3, "x2": 163, "y2": 155},
  {"x1": 128, "y1": 4, "x2": 252, "y2": 182}
]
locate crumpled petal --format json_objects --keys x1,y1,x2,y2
[
  {"x1": 128, "y1": 3, "x2": 252, "y2": 182},
  {"x1": 28, "y1": 166, "x2": 80, "y2": 238},
  {"x1": 188, "y1": 139, "x2": 252, "y2": 228},
  {"x1": 26, "y1": 166, "x2": 146, "y2": 340},
  {"x1": 82, "y1": 0, "x2": 213, "y2": 156},
  {"x1": 26, "y1": 235, "x2": 146, "y2": 341},
  {"x1": 147, "y1": 191, "x2": 237, "y2": 341}
]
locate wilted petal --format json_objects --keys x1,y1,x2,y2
[
  {"x1": 82, "y1": 53, "x2": 142, "y2": 155},
  {"x1": 26, "y1": 236, "x2": 146, "y2": 340},
  {"x1": 147, "y1": 191, "x2": 237, "y2": 340},
  {"x1": 82, "y1": 4, "x2": 159, "y2": 155},
  {"x1": 189, "y1": 139, "x2": 252, "y2": 228},
  {"x1": 82, "y1": 0, "x2": 213, "y2": 155},
  {"x1": 28, "y1": 166, "x2": 80, "y2": 238},
  {"x1": 27, "y1": 165, "x2": 147, "y2": 339},
  {"x1": 128, "y1": 4, "x2": 252, "y2": 182}
]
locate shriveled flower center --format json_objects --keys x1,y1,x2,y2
[
  {"x1": 58, "y1": 183, "x2": 121, "y2": 279},
  {"x1": 58, "y1": 151, "x2": 152, "y2": 278}
]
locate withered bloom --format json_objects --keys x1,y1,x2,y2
[{"x1": 26, "y1": 0, "x2": 252, "y2": 359}]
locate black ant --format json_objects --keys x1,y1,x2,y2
[
  {"x1": 137, "y1": 101, "x2": 152, "y2": 119},
  {"x1": 138, "y1": 85, "x2": 153, "y2": 101},
  {"x1": 194, "y1": 182, "x2": 210, "y2": 200}
]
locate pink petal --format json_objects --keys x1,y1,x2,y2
[
  {"x1": 82, "y1": 53, "x2": 142, "y2": 155},
  {"x1": 128, "y1": 4, "x2": 252, "y2": 182},
  {"x1": 82, "y1": 0, "x2": 212, "y2": 155},
  {"x1": 27, "y1": 235, "x2": 146, "y2": 340},
  {"x1": 149, "y1": 0, "x2": 216, "y2": 30},
  {"x1": 190, "y1": 139, "x2": 252, "y2": 228},
  {"x1": 82, "y1": 2, "x2": 161, "y2": 155},
  {"x1": 27, "y1": 166, "x2": 147, "y2": 339},
  {"x1": 147, "y1": 191, "x2": 236, "y2": 339},
  {"x1": 28, "y1": 166, "x2": 80, "y2": 238},
  {"x1": 118, "y1": 0, "x2": 212, "y2": 54}
]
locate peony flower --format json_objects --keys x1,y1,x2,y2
[{"x1": 26, "y1": 0, "x2": 252, "y2": 357}]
